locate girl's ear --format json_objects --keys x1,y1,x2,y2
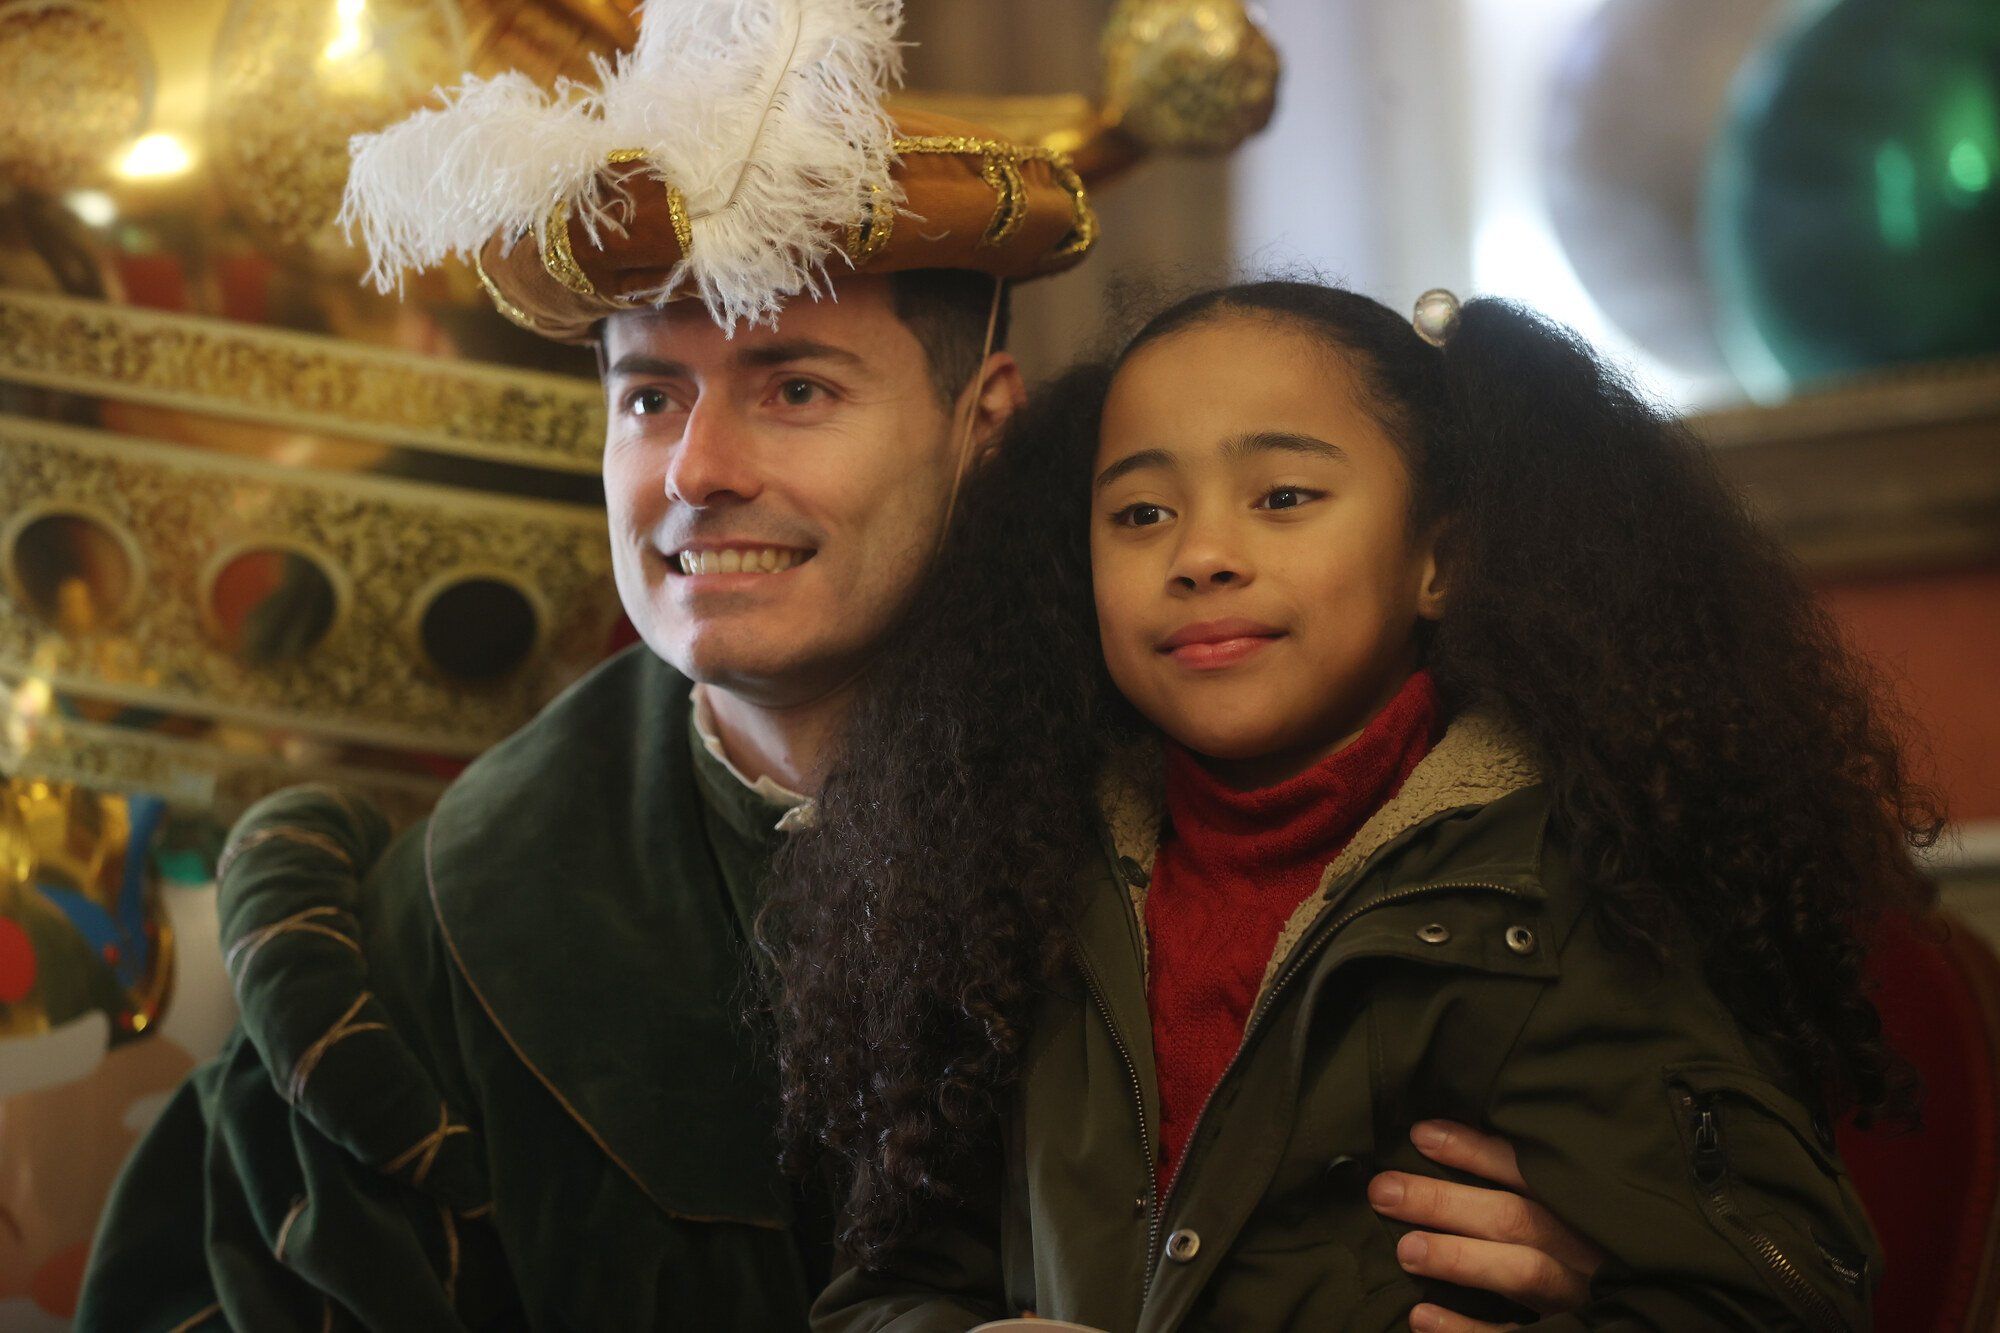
[{"x1": 1415, "y1": 522, "x2": 1450, "y2": 621}]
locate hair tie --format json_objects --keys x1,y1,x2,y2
[{"x1": 1412, "y1": 288, "x2": 1462, "y2": 348}]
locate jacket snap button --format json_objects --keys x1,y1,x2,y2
[
  {"x1": 1165, "y1": 1227, "x2": 1200, "y2": 1262},
  {"x1": 1133, "y1": 1193, "x2": 1148, "y2": 1217},
  {"x1": 1417, "y1": 922, "x2": 1451, "y2": 945},
  {"x1": 1117, "y1": 855, "x2": 1151, "y2": 889},
  {"x1": 1505, "y1": 925, "x2": 1537, "y2": 955}
]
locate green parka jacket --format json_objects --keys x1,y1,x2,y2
[{"x1": 814, "y1": 711, "x2": 1882, "y2": 1332}]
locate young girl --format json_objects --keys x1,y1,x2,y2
[{"x1": 763, "y1": 282, "x2": 1938, "y2": 1331}]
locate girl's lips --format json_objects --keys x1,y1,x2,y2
[{"x1": 1164, "y1": 634, "x2": 1282, "y2": 669}]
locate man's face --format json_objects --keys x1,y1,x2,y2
[{"x1": 600, "y1": 275, "x2": 968, "y2": 706}]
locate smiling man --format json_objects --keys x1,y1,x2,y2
[{"x1": 80, "y1": 2, "x2": 1601, "y2": 1329}]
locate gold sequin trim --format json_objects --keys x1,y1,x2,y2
[
  {"x1": 975, "y1": 155, "x2": 1029, "y2": 247},
  {"x1": 890, "y1": 136, "x2": 1097, "y2": 261},
  {"x1": 273, "y1": 1194, "x2": 307, "y2": 1263},
  {"x1": 166, "y1": 1302, "x2": 222, "y2": 1332},
  {"x1": 1047, "y1": 156, "x2": 1099, "y2": 259},
  {"x1": 473, "y1": 249, "x2": 549, "y2": 335},
  {"x1": 666, "y1": 186, "x2": 694, "y2": 258},
  {"x1": 217, "y1": 824, "x2": 354, "y2": 883},
  {"x1": 288, "y1": 992, "x2": 388, "y2": 1104},
  {"x1": 224, "y1": 905, "x2": 361, "y2": 980},
  {"x1": 539, "y1": 199, "x2": 600, "y2": 300},
  {"x1": 383, "y1": 1101, "x2": 471, "y2": 1187},
  {"x1": 845, "y1": 182, "x2": 895, "y2": 264},
  {"x1": 607, "y1": 150, "x2": 693, "y2": 263}
]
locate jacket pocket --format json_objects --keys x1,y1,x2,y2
[{"x1": 1664, "y1": 1061, "x2": 1875, "y2": 1332}]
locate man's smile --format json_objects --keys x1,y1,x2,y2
[{"x1": 671, "y1": 543, "x2": 817, "y2": 577}]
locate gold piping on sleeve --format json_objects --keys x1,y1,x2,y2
[
  {"x1": 383, "y1": 1101, "x2": 471, "y2": 1186},
  {"x1": 166, "y1": 1302, "x2": 222, "y2": 1332},
  {"x1": 459, "y1": 1201, "x2": 495, "y2": 1220},
  {"x1": 218, "y1": 825, "x2": 354, "y2": 882},
  {"x1": 438, "y1": 1204, "x2": 462, "y2": 1304},
  {"x1": 224, "y1": 905, "x2": 360, "y2": 979},
  {"x1": 287, "y1": 992, "x2": 389, "y2": 1104},
  {"x1": 272, "y1": 1194, "x2": 308, "y2": 1263}
]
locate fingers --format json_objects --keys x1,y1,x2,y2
[
  {"x1": 1406, "y1": 1303, "x2": 1519, "y2": 1333},
  {"x1": 1410, "y1": 1119, "x2": 1528, "y2": 1191},
  {"x1": 1368, "y1": 1171, "x2": 1604, "y2": 1274},
  {"x1": 1395, "y1": 1230, "x2": 1589, "y2": 1316}
]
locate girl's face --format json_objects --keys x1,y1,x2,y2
[{"x1": 1092, "y1": 314, "x2": 1446, "y2": 783}]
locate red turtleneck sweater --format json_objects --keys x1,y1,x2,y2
[{"x1": 1145, "y1": 670, "x2": 1442, "y2": 1187}]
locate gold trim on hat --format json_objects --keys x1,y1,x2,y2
[
  {"x1": 539, "y1": 198, "x2": 600, "y2": 300},
  {"x1": 890, "y1": 135, "x2": 1098, "y2": 260},
  {"x1": 845, "y1": 182, "x2": 895, "y2": 264}
]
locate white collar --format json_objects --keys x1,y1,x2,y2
[{"x1": 689, "y1": 684, "x2": 817, "y2": 833}]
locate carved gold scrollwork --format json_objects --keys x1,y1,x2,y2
[{"x1": 0, "y1": 414, "x2": 615, "y2": 756}]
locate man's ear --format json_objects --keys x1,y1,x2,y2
[{"x1": 965, "y1": 351, "x2": 1027, "y2": 462}]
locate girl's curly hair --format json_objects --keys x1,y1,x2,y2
[{"x1": 759, "y1": 282, "x2": 1944, "y2": 1266}]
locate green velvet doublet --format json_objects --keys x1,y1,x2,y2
[{"x1": 79, "y1": 647, "x2": 828, "y2": 1331}]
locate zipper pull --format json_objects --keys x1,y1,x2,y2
[{"x1": 1683, "y1": 1090, "x2": 1727, "y2": 1187}]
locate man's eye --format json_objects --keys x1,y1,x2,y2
[
  {"x1": 777, "y1": 378, "x2": 823, "y2": 407},
  {"x1": 625, "y1": 387, "x2": 673, "y2": 417},
  {"x1": 1113, "y1": 503, "x2": 1170, "y2": 528}
]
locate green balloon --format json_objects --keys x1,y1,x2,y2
[{"x1": 1707, "y1": 0, "x2": 2000, "y2": 399}]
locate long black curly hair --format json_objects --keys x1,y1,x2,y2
[{"x1": 759, "y1": 281, "x2": 1944, "y2": 1266}]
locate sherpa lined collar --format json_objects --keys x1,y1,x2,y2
[{"x1": 1094, "y1": 707, "x2": 1544, "y2": 1000}]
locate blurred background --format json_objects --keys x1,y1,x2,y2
[{"x1": 0, "y1": 0, "x2": 1994, "y2": 1329}]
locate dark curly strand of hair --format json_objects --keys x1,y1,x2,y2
[
  {"x1": 758, "y1": 361, "x2": 1123, "y2": 1262},
  {"x1": 762, "y1": 280, "x2": 1945, "y2": 1267}
]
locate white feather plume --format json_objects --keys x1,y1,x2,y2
[{"x1": 340, "y1": 0, "x2": 904, "y2": 329}]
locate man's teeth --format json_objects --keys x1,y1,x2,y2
[{"x1": 677, "y1": 548, "x2": 809, "y2": 576}]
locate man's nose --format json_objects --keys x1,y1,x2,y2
[{"x1": 664, "y1": 399, "x2": 763, "y2": 508}]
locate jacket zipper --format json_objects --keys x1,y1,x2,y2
[
  {"x1": 1139, "y1": 879, "x2": 1535, "y2": 1297},
  {"x1": 1678, "y1": 1088, "x2": 1851, "y2": 1332},
  {"x1": 1073, "y1": 948, "x2": 1159, "y2": 1312}
]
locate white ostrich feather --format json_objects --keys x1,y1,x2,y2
[{"x1": 340, "y1": 0, "x2": 904, "y2": 328}]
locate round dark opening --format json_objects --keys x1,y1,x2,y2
[
  {"x1": 418, "y1": 576, "x2": 538, "y2": 682},
  {"x1": 207, "y1": 548, "x2": 338, "y2": 664},
  {"x1": 10, "y1": 511, "x2": 134, "y2": 632}
]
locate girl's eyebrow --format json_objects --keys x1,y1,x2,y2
[
  {"x1": 1224, "y1": 430, "x2": 1348, "y2": 464},
  {"x1": 1094, "y1": 447, "x2": 1175, "y2": 492}
]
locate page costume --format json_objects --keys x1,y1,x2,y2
[{"x1": 76, "y1": 0, "x2": 1131, "y2": 1323}]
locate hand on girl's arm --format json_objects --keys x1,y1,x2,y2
[{"x1": 1366, "y1": 1119, "x2": 1606, "y2": 1332}]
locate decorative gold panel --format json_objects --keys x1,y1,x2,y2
[
  {"x1": 0, "y1": 415, "x2": 615, "y2": 755},
  {"x1": 0, "y1": 290, "x2": 606, "y2": 473},
  {"x1": 0, "y1": 703, "x2": 445, "y2": 827}
]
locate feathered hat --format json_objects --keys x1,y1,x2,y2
[{"x1": 340, "y1": 0, "x2": 1098, "y2": 342}]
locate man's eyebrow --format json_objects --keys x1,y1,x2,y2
[
  {"x1": 1094, "y1": 448, "x2": 1176, "y2": 492},
  {"x1": 606, "y1": 353, "x2": 688, "y2": 380},
  {"x1": 735, "y1": 339, "x2": 866, "y2": 370},
  {"x1": 1223, "y1": 430, "x2": 1348, "y2": 464}
]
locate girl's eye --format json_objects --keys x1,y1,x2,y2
[
  {"x1": 776, "y1": 378, "x2": 824, "y2": 407},
  {"x1": 1113, "y1": 503, "x2": 1170, "y2": 528},
  {"x1": 1258, "y1": 486, "x2": 1320, "y2": 511},
  {"x1": 625, "y1": 387, "x2": 674, "y2": 417}
]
